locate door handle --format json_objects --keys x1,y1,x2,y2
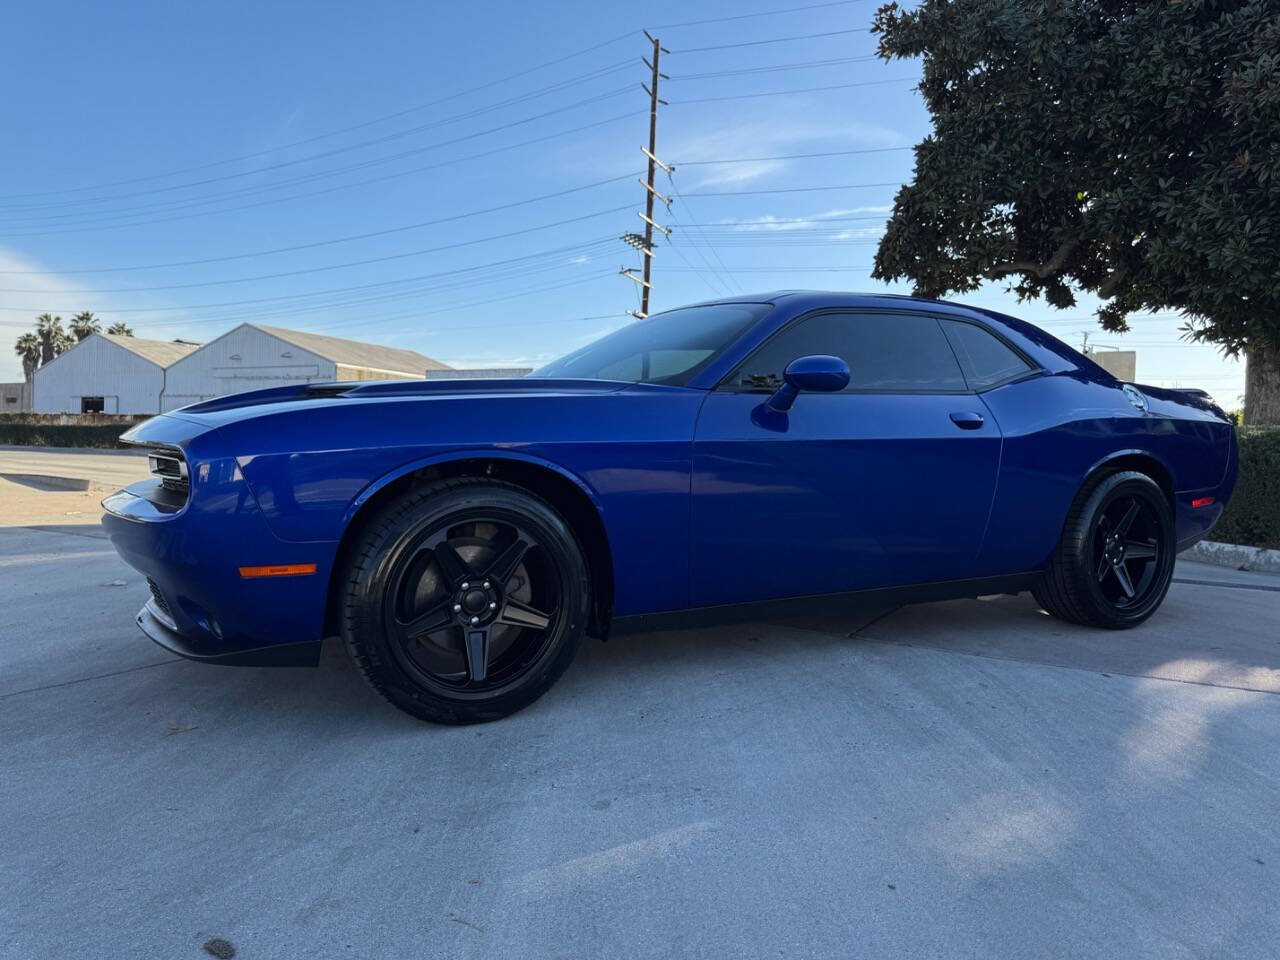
[{"x1": 949, "y1": 411, "x2": 985, "y2": 430}]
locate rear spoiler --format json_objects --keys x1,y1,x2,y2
[{"x1": 1173, "y1": 387, "x2": 1212, "y2": 400}]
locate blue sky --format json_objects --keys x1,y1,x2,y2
[{"x1": 0, "y1": 0, "x2": 1244, "y2": 404}]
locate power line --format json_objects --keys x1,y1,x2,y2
[
  {"x1": 682, "y1": 182, "x2": 901, "y2": 196},
  {"x1": 666, "y1": 54, "x2": 881, "y2": 80},
  {"x1": 676, "y1": 146, "x2": 912, "y2": 165},
  {"x1": 670, "y1": 77, "x2": 917, "y2": 105},
  {"x1": 678, "y1": 213, "x2": 890, "y2": 227},
  {"x1": 654, "y1": 0, "x2": 874, "y2": 29},
  {"x1": 0, "y1": 114, "x2": 645, "y2": 238},
  {"x1": 0, "y1": 118, "x2": 645, "y2": 258},
  {"x1": 668, "y1": 28, "x2": 871, "y2": 54},
  {"x1": 0, "y1": 91, "x2": 640, "y2": 235},
  {"x1": 0, "y1": 207, "x2": 635, "y2": 294},
  {"x1": 668, "y1": 194, "x2": 743, "y2": 295},
  {"x1": 666, "y1": 204, "x2": 737, "y2": 297},
  {"x1": 0, "y1": 239, "x2": 622, "y2": 315},
  {"x1": 0, "y1": 31, "x2": 640, "y2": 202},
  {"x1": 0, "y1": 170, "x2": 643, "y2": 268},
  {"x1": 1, "y1": 64, "x2": 638, "y2": 218}
]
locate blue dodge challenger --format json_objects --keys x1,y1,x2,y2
[{"x1": 103, "y1": 292, "x2": 1237, "y2": 723}]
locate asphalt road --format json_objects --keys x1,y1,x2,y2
[{"x1": 2, "y1": 518, "x2": 1278, "y2": 960}]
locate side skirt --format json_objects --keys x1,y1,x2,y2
[{"x1": 611, "y1": 572, "x2": 1042, "y2": 635}]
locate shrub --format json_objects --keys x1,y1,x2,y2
[
  {"x1": 0, "y1": 414, "x2": 148, "y2": 448},
  {"x1": 1213, "y1": 427, "x2": 1280, "y2": 550}
]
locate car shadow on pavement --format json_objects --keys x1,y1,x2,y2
[{"x1": 101, "y1": 575, "x2": 1280, "y2": 736}]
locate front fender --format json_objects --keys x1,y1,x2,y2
[{"x1": 341, "y1": 448, "x2": 607, "y2": 528}]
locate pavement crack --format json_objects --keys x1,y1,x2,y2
[{"x1": 0, "y1": 658, "x2": 181, "y2": 701}]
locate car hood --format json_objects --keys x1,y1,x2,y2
[{"x1": 119, "y1": 378, "x2": 669, "y2": 447}]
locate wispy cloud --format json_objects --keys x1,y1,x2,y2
[
  {"x1": 0, "y1": 246, "x2": 201, "y2": 380},
  {"x1": 568, "y1": 255, "x2": 590, "y2": 265},
  {"x1": 727, "y1": 205, "x2": 892, "y2": 232},
  {"x1": 665, "y1": 118, "x2": 904, "y2": 190}
]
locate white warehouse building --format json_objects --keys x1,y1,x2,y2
[
  {"x1": 31, "y1": 323, "x2": 452, "y2": 414},
  {"x1": 160, "y1": 323, "x2": 449, "y2": 412},
  {"x1": 33, "y1": 333, "x2": 199, "y2": 414}
]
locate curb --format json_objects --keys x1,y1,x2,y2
[
  {"x1": 0, "y1": 472, "x2": 92, "y2": 492},
  {"x1": 1184, "y1": 539, "x2": 1280, "y2": 574}
]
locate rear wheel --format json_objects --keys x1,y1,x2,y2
[
  {"x1": 340, "y1": 479, "x2": 590, "y2": 724},
  {"x1": 1033, "y1": 470, "x2": 1175, "y2": 629}
]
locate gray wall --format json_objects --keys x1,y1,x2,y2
[
  {"x1": 0, "y1": 381, "x2": 32, "y2": 412},
  {"x1": 1089, "y1": 350, "x2": 1137, "y2": 382}
]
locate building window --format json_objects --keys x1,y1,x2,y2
[{"x1": 81, "y1": 397, "x2": 106, "y2": 414}]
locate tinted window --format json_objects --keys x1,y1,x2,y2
[
  {"x1": 731, "y1": 313, "x2": 966, "y2": 392},
  {"x1": 942, "y1": 320, "x2": 1033, "y2": 390},
  {"x1": 531, "y1": 303, "x2": 769, "y2": 386}
]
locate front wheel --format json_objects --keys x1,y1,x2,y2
[
  {"x1": 340, "y1": 479, "x2": 590, "y2": 724},
  {"x1": 1033, "y1": 470, "x2": 1175, "y2": 629}
]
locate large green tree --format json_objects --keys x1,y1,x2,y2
[
  {"x1": 106, "y1": 321, "x2": 134, "y2": 336},
  {"x1": 871, "y1": 0, "x2": 1280, "y2": 422}
]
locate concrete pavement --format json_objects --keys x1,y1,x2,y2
[
  {"x1": 0, "y1": 445, "x2": 149, "y2": 491},
  {"x1": 1, "y1": 520, "x2": 1278, "y2": 959}
]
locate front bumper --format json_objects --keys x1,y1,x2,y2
[
  {"x1": 136, "y1": 597, "x2": 320, "y2": 666},
  {"x1": 102, "y1": 470, "x2": 333, "y2": 668}
]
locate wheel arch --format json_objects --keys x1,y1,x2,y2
[
  {"x1": 324, "y1": 451, "x2": 614, "y2": 640},
  {"x1": 1081, "y1": 448, "x2": 1176, "y2": 511}
]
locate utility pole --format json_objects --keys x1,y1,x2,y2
[{"x1": 621, "y1": 30, "x2": 670, "y2": 319}]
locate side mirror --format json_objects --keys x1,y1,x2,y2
[{"x1": 766, "y1": 355, "x2": 850, "y2": 412}]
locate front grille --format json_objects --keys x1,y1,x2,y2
[
  {"x1": 146, "y1": 578, "x2": 172, "y2": 620},
  {"x1": 147, "y1": 449, "x2": 189, "y2": 494}
]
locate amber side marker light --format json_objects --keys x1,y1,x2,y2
[
  {"x1": 238, "y1": 563, "x2": 317, "y2": 579},
  {"x1": 1191, "y1": 497, "x2": 1216, "y2": 508}
]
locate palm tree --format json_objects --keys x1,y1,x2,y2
[
  {"x1": 106, "y1": 321, "x2": 134, "y2": 337},
  {"x1": 14, "y1": 333, "x2": 41, "y2": 381},
  {"x1": 70, "y1": 311, "x2": 101, "y2": 341},
  {"x1": 34, "y1": 313, "x2": 69, "y2": 364}
]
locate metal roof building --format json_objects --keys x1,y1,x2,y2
[
  {"x1": 32, "y1": 333, "x2": 201, "y2": 414},
  {"x1": 160, "y1": 323, "x2": 450, "y2": 412},
  {"x1": 28, "y1": 324, "x2": 452, "y2": 414}
]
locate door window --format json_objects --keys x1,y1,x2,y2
[{"x1": 730, "y1": 313, "x2": 967, "y2": 392}]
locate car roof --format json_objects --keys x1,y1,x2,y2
[
  {"x1": 677, "y1": 290, "x2": 983, "y2": 311},
  {"x1": 671, "y1": 290, "x2": 1105, "y2": 386}
]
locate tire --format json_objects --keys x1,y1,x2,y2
[
  {"x1": 340, "y1": 478, "x2": 590, "y2": 724},
  {"x1": 1032, "y1": 470, "x2": 1175, "y2": 629}
]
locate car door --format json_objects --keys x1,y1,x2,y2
[{"x1": 689, "y1": 310, "x2": 1009, "y2": 608}]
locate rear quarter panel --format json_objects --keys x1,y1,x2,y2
[{"x1": 977, "y1": 373, "x2": 1234, "y2": 574}]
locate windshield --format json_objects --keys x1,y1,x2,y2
[{"x1": 530, "y1": 303, "x2": 771, "y2": 386}]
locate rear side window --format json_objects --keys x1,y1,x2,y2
[
  {"x1": 731, "y1": 313, "x2": 967, "y2": 392},
  {"x1": 942, "y1": 319, "x2": 1034, "y2": 390}
]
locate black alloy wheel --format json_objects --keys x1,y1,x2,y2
[
  {"x1": 341, "y1": 479, "x2": 590, "y2": 724},
  {"x1": 384, "y1": 517, "x2": 561, "y2": 693},
  {"x1": 1091, "y1": 493, "x2": 1164, "y2": 610},
  {"x1": 1034, "y1": 470, "x2": 1175, "y2": 629}
]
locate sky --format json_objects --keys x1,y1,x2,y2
[{"x1": 0, "y1": 0, "x2": 1245, "y2": 406}]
